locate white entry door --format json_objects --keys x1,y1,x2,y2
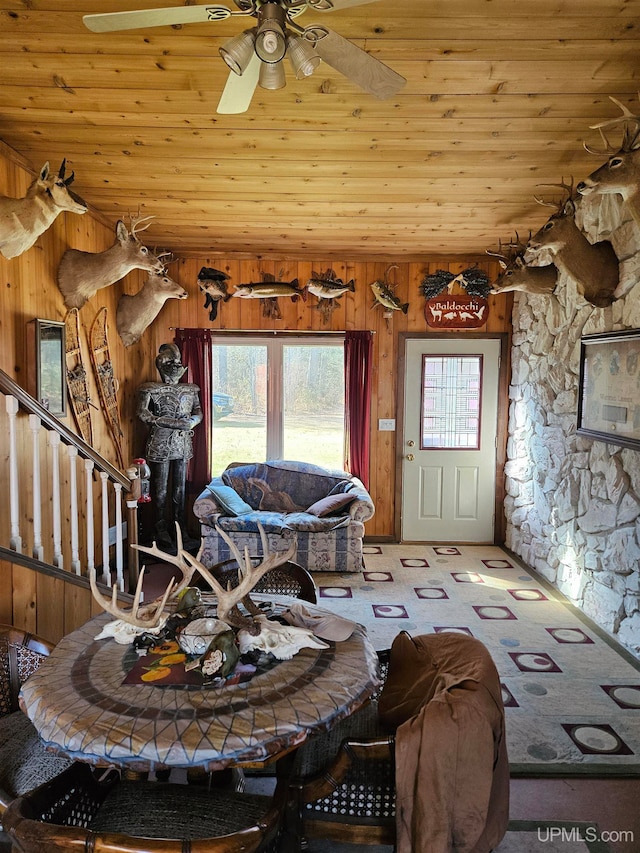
[{"x1": 401, "y1": 337, "x2": 500, "y2": 542}]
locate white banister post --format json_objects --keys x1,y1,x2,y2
[
  {"x1": 29, "y1": 414, "x2": 44, "y2": 561},
  {"x1": 48, "y1": 431, "x2": 63, "y2": 569},
  {"x1": 6, "y1": 396, "x2": 22, "y2": 553},
  {"x1": 100, "y1": 471, "x2": 110, "y2": 585},
  {"x1": 113, "y1": 482, "x2": 124, "y2": 592},
  {"x1": 84, "y1": 459, "x2": 95, "y2": 575},
  {"x1": 67, "y1": 445, "x2": 81, "y2": 575}
]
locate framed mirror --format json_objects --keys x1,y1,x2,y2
[{"x1": 27, "y1": 318, "x2": 67, "y2": 417}]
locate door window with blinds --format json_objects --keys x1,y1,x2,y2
[{"x1": 420, "y1": 354, "x2": 483, "y2": 449}]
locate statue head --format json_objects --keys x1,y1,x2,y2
[{"x1": 156, "y1": 343, "x2": 186, "y2": 385}]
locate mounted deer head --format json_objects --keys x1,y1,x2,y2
[
  {"x1": 487, "y1": 236, "x2": 558, "y2": 296},
  {"x1": 57, "y1": 213, "x2": 166, "y2": 309},
  {"x1": 577, "y1": 95, "x2": 640, "y2": 226},
  {"x1": 116, "y1": 260, "x2": 188, "y2": 346},
  {"x1": 0, "y1": 159, "x2": 87, "y2": 260},
  {"x1": 527, "y1": 179, "x2": 619, "y2": 308}
]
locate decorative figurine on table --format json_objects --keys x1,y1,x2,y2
[{"x1": 136, "y1": 343, "x2": 203, "y2": 551}]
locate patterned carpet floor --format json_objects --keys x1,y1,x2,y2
[{"x1": 310, "y1": 543, "x2": 640, "y2": 777}]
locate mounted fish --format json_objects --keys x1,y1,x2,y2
[
  {"x1": 198, "y1": 266, "x2": 232, "y2": 321},
  {"x1": 370, "y1": 264, "x2": 408, "y2": 329},
  {"x1": 232, "y1": 272, "x2": 306, "y2": 320},
  {"x1": 0, "y1": 159, "x2": 87, "y2": 259},
  {"x1": 306, "y1": 269, "x2": 356, "y2": 323}
]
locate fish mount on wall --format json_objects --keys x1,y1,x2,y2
[
  {"x1": 370, "y1": 264, "x2": 408, "y2": 329},
  {"x1": 421, "y1": 267, "x2": 490, "y2": 329},
  {"x1": 232, "y1": 271, "x2": 306, "y2": 319},
  {"x1": 198, "y1": 267, "x2": 232, "y2": 321},
  {"x1": 305, "y1": 269, "x2": 356, "y2": 323},
  {"x1": 0, "y1": 159, "x2": 87, "y2": 260}
]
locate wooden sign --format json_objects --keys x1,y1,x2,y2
[{"x1": 425, "y1": 294, "x2": 488, "y2": 329}]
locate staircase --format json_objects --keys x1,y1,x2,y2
[{"x1": 0, "y1": 367, "x2": 140, "y2": 603}]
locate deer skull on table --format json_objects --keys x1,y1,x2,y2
[{"x1": 237, "y1": 615, "x2": 329, "y2": 660}]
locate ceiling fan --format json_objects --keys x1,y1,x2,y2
[{"x1": 83, "y1": 0, "x2": 406, "y2": 114}]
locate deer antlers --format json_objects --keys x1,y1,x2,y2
[
  {"x1": 584, "y1": 94, "x2": 640, "y2": 156},
  {"x1": 533, "y1": 178, "x2": 575, "y2": 210},
  {"x1": 90, "y1": 523, "x2": 297, "y2": 641},
  {"x1": 127, "y1": 210, "x2": 155, "y2": 238}
]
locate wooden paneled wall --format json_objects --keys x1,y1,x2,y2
[{"x1": 0, "y1": 145, "x2": 512, "y2": 640}]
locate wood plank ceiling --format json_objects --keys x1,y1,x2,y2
[{"x1": 0, "y1": 0, "x2": 639, "y2": 260}]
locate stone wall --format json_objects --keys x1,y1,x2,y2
[{"x1": 505, "y1": 192, "x2": 640, "y2": 657}]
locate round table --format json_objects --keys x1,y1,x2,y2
[{"x1": 19, "y1": 602, "x2": 380, "y2": 774}]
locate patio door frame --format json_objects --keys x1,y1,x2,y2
[{"x1": 395, "y1": 332, "x2": 511, "y2": 545}]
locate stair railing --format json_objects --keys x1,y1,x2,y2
[{"x1": 0, "y1": 367, "x2": 139, "y2": 592}]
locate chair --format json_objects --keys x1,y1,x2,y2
[
  {"x1": 286, "y1": 633, "x2": 509, "y2": 853},
  {"x1": 285, "y1": 649, "x2": 395, "y2": 849},
  {"x1": 207, "y1": 558, "x2": 317, "y2": 604},
  {"x1": 4, "y1": 761, "x2": 288, "y2": 853},
  {"x1": 0, "y1": 625, "x2": 74, "y2": 817}
]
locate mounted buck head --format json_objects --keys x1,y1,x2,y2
[
  {"x1": 488, "y1": 235, "x2": 558, "y2": 296},
  {"x1": 116, "y1": 260, "x2": 188, "y2": 347},
  {"x1": 527, "y1": 180, "x2": 619, "y2": 308},
  {"x1": 577, "y1": 95, "x2": 640, "y2": 224},
  {"x1": 0, "y1": 159, "x2": 87, "y2": 260},
  {"x1": 57, "y1": 212, "x2": 166, "y2": 309}
]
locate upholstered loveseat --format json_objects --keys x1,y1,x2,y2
[{"x1": 193, "y1": 460, "x2": 375, "y2": 572}]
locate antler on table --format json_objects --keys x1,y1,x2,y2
[
  {"x1": 89, "y1": 564, "x2": 176, "y2": 632},
  {"x1": 132, "y1": 523, "x2": 200, "y2": 600},
  {"x1": 181, "y1": 524, "x2": 297, "y2": 635},
  {"x1": 91, "y1": 522, "x2": 297, "y2": 640}
]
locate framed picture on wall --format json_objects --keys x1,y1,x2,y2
[
  {"x1": 27, "y1": 318, "x2": 67, "y2": 417},
  {"x1": 577, "y1": 328, "x2": 640, "y2": 450}
]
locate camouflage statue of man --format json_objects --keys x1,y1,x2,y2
[{"x1": 136, "y1": 343, "x2": 202, "y2": 549}]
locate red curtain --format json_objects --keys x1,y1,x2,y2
[
  {"x1": 174, "y1": 328, "x2": 212, "y2": 486},
  {"x1": 344, "y1": 330, "x2": 373, "y2": 489}
]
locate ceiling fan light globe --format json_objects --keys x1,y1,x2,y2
[
  {"x1": 255, "y1": 2, "x2": 287, "y2": 63},
  {"x1": 219, "y1": 29, "x2": 256, "y2": 75},
  {"x1": 255, "y1": 27, "x2": 286, "y2": 62},
  {"x1": 258, "y1": 59, "x2": 287, "y2": 90},
  {"x1": 287, "y1": 34, "x2": 321, "y2": 79}
]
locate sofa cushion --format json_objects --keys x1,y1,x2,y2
[
  {"x1": 215, "y1": 511, "x2": 292, "y2": 535},
  {"x1": 205, "y1": 480, "x2": 253, "y2": 516},
  {"x1": 306, "y1": 493, "x2": 358, "y2": 517},
  {"x1": 222, "y1": 461, "x2": 350, "y2": 510}
]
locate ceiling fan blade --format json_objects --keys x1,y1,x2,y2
[
  {"x1": 314, "y1": 28, "x2": 405, "y2": 99},
  {"x1": 83, "y1": 5, "x2": 232, "y2": 33},
  {"x1": 313, "y1": 0, "x2": 382, "y2": 9},
  {"x1": 217, "y1": 55, "x2": 260, "y2": 114}
]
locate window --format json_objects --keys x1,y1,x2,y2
[
  {"x1": 210, "y1": 336, "x2": 345, "y2": 476},
  {"x1": 421, "y1": 354, "x2": 482, "y2": 449}
]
